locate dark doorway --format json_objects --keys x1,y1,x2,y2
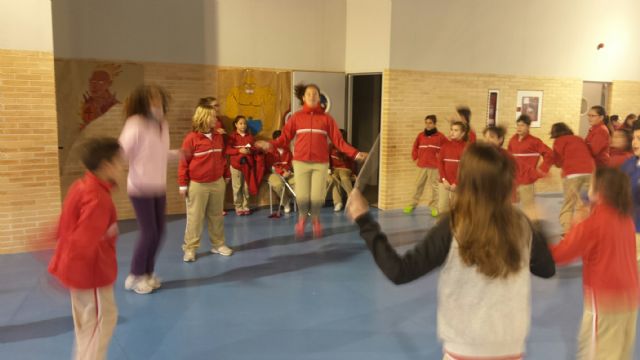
[{"x1": 347, "y1": 73, "x2": 382, "y2": 206}]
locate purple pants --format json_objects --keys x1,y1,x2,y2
[{"x1": 129, "y1": 195, "x2": 166, "y2": 276}]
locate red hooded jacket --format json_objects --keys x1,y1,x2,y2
[
  {"x1": 507, "y1": 134, "x2": 554, "y2": 185},
  {"x1": 610, "y1": 148, "x2": 633, "y2": 168},
  {"x1": 438, "y1": 139, "x2": 466, "y2": 185},
  {"x1": 552, "y1": 135, "x2": 595, "y2": 178},
  {"x1": 178, "y1": 132, "x2": 227, "y2": 187},
  {"x1": 265, "y1": 146, "x2": 293, "y2": 176},
  {"x1": 412, "y1": 130, "x2": 447, "y2": 168},
  {"x1": 226, "y1": 131, "x2": 265, "y2": 195},
  {"x1": 585, "y1": 124, "x2": 611, "y2": 167}
]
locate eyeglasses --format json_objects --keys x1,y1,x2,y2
[{"x1": 587, "y1": 114, "x2": 601, "y2": 118}]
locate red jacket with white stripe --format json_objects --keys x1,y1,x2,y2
[
  {"x1": 550, "y1": 203, "x2": 640, "y2": 311},
  {"x1": 272, "y1": 105, "x2": 359, "y2": 163},
  {"x1": 437, "y1": 139, "x2": 466, "y2": 185},
  {"x1": 178, "y1": 132, "x2": 226, "y2": 186},
  {"x1": 48, "y1": 172, "x2": 118, "y2": 289},
  {"x1": 507, "y1": 134, "x2": 553, "y2": 185},
  {"x1": 226, "y1": 131, "x2": 255, "y2": 170},
  {"x1": 265, "y1": 146, "x2": 293, "y2": 176},
  {"x1": 552, "y1": 135, "x2": 595, "y2": 178},
  {"x1": 412, "y1": 130, "x2": 447, "y2": 168},
  {"x1": 585, "y1": 124, "x2": 611, "y2": 167}
]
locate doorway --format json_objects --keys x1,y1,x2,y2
[{"x1": 579, "y1": 81, "x2": 611, "y2": 137}]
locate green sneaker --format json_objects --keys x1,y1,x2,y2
[
  {"x1": 403, "y1": 205, "x2": 415, "y2": 214},
  {"x1": 430, "y1": 208, "x2": 439, "y2": 217}
]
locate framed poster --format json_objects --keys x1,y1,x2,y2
[
  {"x1": 516, "y1": 90, "x2": 543, "y2": 128},
  {"x1": 486, "y1": 90, "x2": 499, "y2": 126}
]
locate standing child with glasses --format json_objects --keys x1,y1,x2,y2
[{"x1": 585, "y1": 105, "x2": 612, "y2": 167}]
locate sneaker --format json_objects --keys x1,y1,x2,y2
[
  {"x1": 131, "y1": 280, "x2": 153, "y2": 295},
  {"x1": 403, "y1": 205, "x2": 415, "y2": 214},
  {"x1": 242, "y1": 208, "x2": 252, "y2": 215},
  {"x1": 312, "y1": 219, "x2": 323, "y2": 238},
  {"x1": 295, "y1": 218, "x2": 306, "y2": 239},
  {"x1": 430, "y1": 208, "x2": 439, "y2": 217},
  {"x1": 183, "y1": 251, "x2": 196, "y2": 262},
  {"x1": 236, "y1": 210, "x2": 243, "y2": 216},
  {"x1": 223, "y1": 211, "x2": 228, "y2": 216},
  {"x1": 284, "y1": 204, "x2": 291, "y2": 214},
  {"x1": 334, "y1": 203, "x2": 343, "y2": 212},
  {"x1": 124, "y1": 274, "x2": 137, "y2": 290},
  {"x1": 147, "y1": 274, "x2": 162, "y2": 290},
  {"x1": 211, "y1": 245, "x2": 233, "y2": 256}
]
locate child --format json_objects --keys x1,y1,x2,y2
[
  {"x1": 178, "y1": 104, "x2": 233, "y2": 262},
  {"x1": 507, "y1": 115, "x2": 553, "y2": 213},
  {"x1": 437, "y1": 121, "x2": 468, "y2": 213},
  {"x1": 456, "y1": 106, "x2": 476, "y2": 142},
  {"x1": 405, "y1": 115, "x2": 447, "y2": 216},
  {"x1": 227, "y1": 116, "x2": 255, "y2": 215},
  {"x1": 550, "y1": 167, "x2": 639, "y2": 359},
  {"x1": 329, "y1": 129, "x2": 358, "y2": 212},
  {"x1": 585, "y1": 105, "x2": 611, "y2": 167},
  {"x1": 266, "y1": 130, "x2": 295, "y2": 214},
  {"x1": 48, "y1": 137, "x2": 123, "y2": 360},
  {"x1": 610, "y1": 128, "x2": 633, "y2": 167},
  {"x1": 549, "y1": 122, "x2": 595, "y2": 234},
  {"x1": 621, "y1": 113, "x2": 638, "y2": 131},
  {"x1": 346, "y1": 142, "x2": 555, "y2": 359},
  {"x1": 621, "y1": 120, "x2": 640, "y2": 264}
]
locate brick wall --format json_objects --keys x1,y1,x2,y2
[
  {"x1": 610, "y1": 81, "x2": 640, "y2": 120},
  {"x1": 0, "y1": 49, "x2": 61, "y2": 254},
  {"x1": 379, "y1": 69, "x2": 583, "y2": 210}
]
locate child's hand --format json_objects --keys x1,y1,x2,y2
[
  {"x1": 255, "y1": 140, "x2": 272, "y2": 151},
  {"x1": 283, "y1": 171, "x2": 291, "y2": 178},
  {"x1": 345, "y1": 189, "x2": 369, "y2": 222},
  {"x1": 225, "y1": 177, "x2": 231, "y2": 184},
  {"x1": 240, "y1": 148, "x2": 251, "y2": 155},
  {"x1": 106, "y1": 223, "x2": 119, "y2": 238},
  {"x1": 216, "y1": 128, "x2": 227, "y2": 135},
  {"x1": 179, "y1": 188, "x2": 188, "y2": 198},
  {"x1": 442, "y1": 178, "x2": 452, "y2": 191},
  {"x1": 355, "y1": 152, "x2": 368, "y2": 162}
]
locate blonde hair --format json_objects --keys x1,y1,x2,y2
[{"x1": 192, "y1": 105, "x2": 214, "y2": 133}]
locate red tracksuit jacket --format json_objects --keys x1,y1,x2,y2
[
  {"x1": 265, "y1": 146, "x2": 293, "y2": 176},
  {"x1": 437, "y1": 139, "x2": 466, "y2": 185},
  {"x1": 552, "y1": 135, "x2": 595, "y2": 178},
  {"x1": 609, "y1": 148, "x2": 633, "y2": 168},
  {"x1": 48, "y1": 172, "x2": 118, "y2": 289},
  {"x1": 330, "y1": 146, "x2": 357, "y2": 172},
  {"x1": 507, "y1": 134, "x2": 553, "y2": 185},
  {"x1": 272, "y1": 104, "x2": 359, "y2": 163},
  {"x1": 412, "y1": 130, "x2": 447, "y2": 168},
  {"x1": 226, "y1": 131, "x2": 265, "y2": 195},
  {"x1": 178, "y1": 132, "x2": 227, "y2": 187},
  {"x1": 550, "y1": 203, "x2": 640, "y2": 311},
  {"x1": 585, "y1": 124, "x2": 611, "y2": 167}
]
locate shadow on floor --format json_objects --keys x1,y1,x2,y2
[{"x1": 0, "y1": 316, "x2": 127, "y2": 343}]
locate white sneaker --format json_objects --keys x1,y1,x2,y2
[
  {"x1": 284, "y1": 204, "x2": 291, "y2": 214},
  {"x1": 183, "y1": 251, "x2": 196, "y2": 262},
  {"x1": 124, "y1": 274, "x2": 136, "y2": 290},
  {"x1": 124, "y1": 274, "x2": 153, "y2": 294},
  {"x1": 147, "y1": 274, "x2": 162, "y2": 289},
  {"x1": 211, "y1": 245, "x2": 233, "y2": 256},
  {"x1": 334, "y1": 203, "x2": 343, "y2": 212}
]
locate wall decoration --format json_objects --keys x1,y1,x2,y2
[
  {"x1": 516, "y1": 90, "x2": 543, "y2": 128},
  {"x1": 486, "y1": 90, "x2": 499, "y2": 126}
]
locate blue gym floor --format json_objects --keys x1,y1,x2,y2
[{"x1": 0, "y1": 195, "x2": 637, "y2": 359}]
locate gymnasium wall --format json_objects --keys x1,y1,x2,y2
[
  {"x1": 610, "y1": 81, "x2": 640, "y2": 119},
  {"x1": 0, "y1": 1, "x2": 61, "y2": 254}
]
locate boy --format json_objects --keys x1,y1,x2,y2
[
  {"x1": 507, "y1": 114, "x2": 553, "y2": 212},
  {"x1": 48, "y1": 137, "x2": 123, "y2": 360}
]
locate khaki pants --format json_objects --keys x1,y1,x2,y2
[
  {"x1": 230, "y1": 167, "x2": 249, "y2": 211},
  {"x1": 517, "y1": 183, "x2": 536, "y2": 217},
  {"x1": 438, "y1": 183, "x2": 452, "y2": 213},
  {"x1": 328, "y1": 168, "x2": 353, "y2": 205},
  {"x1": 559, "y1": 175, "x2": 591, "y2": 233},
  {"x1": 268, "y1": 173, "x2": 295, "y2": 205},
  {"x1": 183, "y1": 180, "x2": 226, "y2": 252},
  {"x1": 411, "y1": 167, "x2": 439, "y2": 208},
  {"x1": 293, "y1": 160, "x2": 329, "y2": 217},
  {"x1": 577, "y1": 308, "x2": 637, "y2": 359},
  {"x1": 70, "y1": 286, "x2": 117, "y2": 360}
]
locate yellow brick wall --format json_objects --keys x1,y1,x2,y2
[
  {"x1": 379, "y1": 69, "x2": 583, "y2": 210},
  {"x1": 610, "y1": 81, "x2": 640, "y2": 120},
  {"x1": 0, "y1": 49, "x2": 62, "y2": 254}
]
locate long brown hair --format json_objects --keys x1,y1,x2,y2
[
  {"x1": 124, "y1": 84, "x2": 171, "y2": 119},
  {"x1": 593, "y1": 167, "x2": 632, "y2": 216},
  {"x1": 450, "y1": 142, "x2": 525, "y2": 278}
]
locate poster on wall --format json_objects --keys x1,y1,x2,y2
[
  {"x1": 516, "y1": 90, "x2": 543, "y2": 128},
  {"x1": 217, "y1": 69, "x2": 291, "y2": 140},
  {"x1": 55, "y1": 60, "x2": 144, "y2": 168},
  {"x1": 486, "y1": 90, "x2": 499, "y2": 126}
]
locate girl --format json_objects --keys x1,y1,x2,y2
[
  {"x1": 178, "y1": 104, "x2": 233, "y2": 262},
  {"x1": 227, "y1": 116, "x2": 255, "y2": 215},
  {"x1": 621, "y1": 113, "x2": 638, "y2": 131},
  {"x1": 482, "y1": 125, "x2": 506, "y2": 147},
  {"x1": 119, "y1": 85, "x2": 176, "y2": 295},
  {"x1": 549, "y1": 122, "x2": 595, "y2": 234},
  {"x1": 346, "y1": 142, "x2": 555, "y2": 359},
  {"x1": 610, "y1": 128, "x2": 634, "y2": 167},
  {"x1": 585, "y1": 105, "x2": 612, "y2": 167},
  {"x1": 550, "y1": 167, "x2": 639, "y2": 359},
  {"x1": 437, "y1": 121, "x2": 468, "y2": 214},
  {"x1": 405, "y1": 114, "x2": 447, "y2": 217},
  {"x1": 256, "y1": 84, "x2": 366, "y2": 238},
  {"x1": 456, "y1": 106, "x2": 476, "y2": 142}
]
